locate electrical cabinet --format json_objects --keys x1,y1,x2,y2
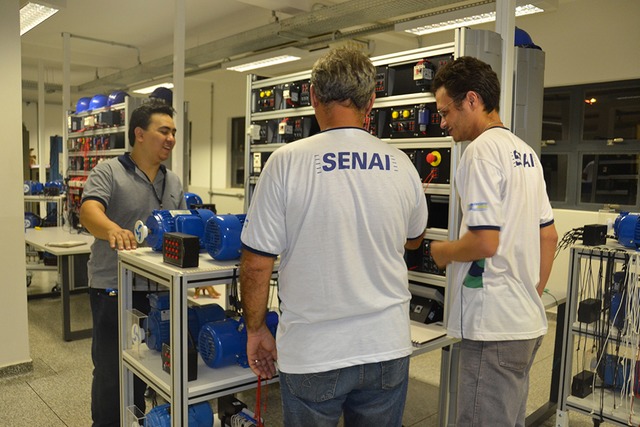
[
  {"x1": 65, "y1": 96, "x2": 143, "y2": 227},
  {"x1": 556, "y1": 245, "x2": 640, "y2": 426}
]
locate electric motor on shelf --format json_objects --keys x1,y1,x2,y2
[
  {"x1": 184, "y1": 192, "x2": 203, "y2": 209},
  {"x1": 144, "y1": 401, "x2": 213, "y2": 427},
  {"x1": 145, "y1": 292, "x2": 226, "y2": 352},
  {"x1": 614, "y1": 212, "x2": 640, "y2": 248},
  {"x1": 204, "y1": 214, "x2": 246, "y2": 261},
  {"x1": 24, "y1": 212, "x2": 41, "y2": 228},
  {"x1": 24, "y1": 180, "x2": 44, "y2": 195},
  {"x1": 198, "y1": 311, "x2": 278, "y2": 369},
  {"x1": 44, "y1": 180, "x2": 64, "y2": 196},
  {"x1": 134, "y1": 209, "x2": 215, "y2": 251}
]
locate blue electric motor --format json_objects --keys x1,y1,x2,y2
[
  {"x1": 204, "y1": 214, "x2": 246, "y2": 261},
  {"x1": 198, "y1": 311, "x2": 278, "y2": 369},
  {"x1": 134, "y1": 209, "x2": 216, "y2": 251},
  {"x1": 144, "y1": 401, "x2": 213, "y2": 427},
  {"x1": 613, "y1": 212, "x2": 640, "y2": 249},
  {"x1": 24, "y1": 180, "x2": 44, "y2": 195},
  {"x1": 145, "y1": 292, "x2": 226, "y2": 352},
  {"x1": 184, "y1": 192, "x2": 203, "y2": 209},
  {"x1": 24, "y1": 212, "x2": 41, "y2": 228}
]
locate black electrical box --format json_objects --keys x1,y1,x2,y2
[
  {"x1": 218, "y1": 395, "x2": 248, "y2": 426},
  {"x1": 571, "y1": 370, "x2": 594, "y2": 398},
  {"x1": 163, "y1": 232, "x2": 199, "y2": 268},
  {"x1": 410, "y1": 294, "x2": 444, "y2": 324},
  {"x1": 98, "y1": 110, "x2": 122, "y2": 127},
  {"x1": 583, "y1": 224, "x2": 607, "y2": 246},
  {"x1": 577, "y1": 298, "x2": 601, "y2": 324}
]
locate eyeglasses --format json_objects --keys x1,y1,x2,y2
[{"x1": 437, "y1": 99, "x2": 456, "y2": 119}]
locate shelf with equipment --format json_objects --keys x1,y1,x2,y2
[
  {"x1": 556, "y1": 244, "x2": 640, "y2": 426},
  {"x1": 118, "y1": 248, "x2": 279, "y2": 426},
  {"x1": 64, "y1": 96, "x2": 144, "y2": 227},
  {"x1": 24, "y1": 194, "x2": 66, "y2": 227}
]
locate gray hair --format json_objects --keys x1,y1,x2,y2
[{"x1": 310, "y1": 47, "x2": 376, "y2": 110}]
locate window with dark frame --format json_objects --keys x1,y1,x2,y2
[{"x1": 541, "y1": 79, "x2": 640, "y2": 211}]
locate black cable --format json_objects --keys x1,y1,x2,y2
[
  {"x1": 556, "y1": 227, "x2": 584, "y2": 260},
  {"x1": 228, "y1": 267, "x2": 241, "y2": 314}
]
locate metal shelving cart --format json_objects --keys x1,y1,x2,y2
[
  {"x1": 117, "y1": 248, "x2": 279, "y2": 426},
  {"x1": 556, "y1": 244, "x2": 640, "y2": 426}
]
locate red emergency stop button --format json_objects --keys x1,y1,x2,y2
[{"x1": 426, "y1": 151, "x2": 441, "y2": 167}]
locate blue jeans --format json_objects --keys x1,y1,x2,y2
[
  {"x1": 90, "y1": 288, "x2": 150, "y2": 427},
  {"x1": 456, "y1": 337, "x2": 543, "y2": 427},
  {"x1": 279, "y1": 355, "x2": 410, "y2": 427}
]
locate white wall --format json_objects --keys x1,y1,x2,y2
[
  {"x1": 22, "y1": 102, "x2": 64, "y2": 174},
  {"x1": 186, "y1": 71, "x2": 246, "y2": 214},
  {"x1": 515, "y1": 0, "x2": 640, "y2": 87},
  {"x1": 546, "y1": 209, "x2": 619, "y2": 302},
  {"x1": 1, "y1": 1, "x2": 32, "y2": 371}
]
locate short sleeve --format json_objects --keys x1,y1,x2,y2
[
  {"x1": 460, "y1": 157, "x2": 504, "y2": 230},
  {"x1": 241, "y1": 157, "x2": 287, "y2": 255},
  {"x1": 82, "y1": 162, "x2": 113, "y2": 208}
]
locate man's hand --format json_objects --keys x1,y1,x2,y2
[
  {"x1": 106, "y1": 228, "x2": 138, "y2": 251},
  {"x1": 429, "y1": 240, "x2": 449, "y2": 270},
  {"x1": 246, "y1": 324, "x2": 278, "y2": 379}
]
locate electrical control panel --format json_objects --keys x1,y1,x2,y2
[
  {"x1": 402, "y1": 148, "x2": 451, "y2": 186},
  {"x1": 250, "y1": 151, "x2": 272, "y2": 176},
  {"x1": 406, "y1": 238, "x2": 445, "y2": 276},
  {"x1": 376, "y1": 54, "x2": 453, "y2": 97},
  {"x1": 390, "y1": 105, "x2": 421, "y2": 138},
  {"x1": 252, "y1": 86, "x2": 282, "y2": 112},
  {"x1": 365, "y1": 108, "x2": 389, "y2": 139},
  {"x1": 375, "y1": 65, "x2": 396, "y2": 97},
  {"x1": 249, "y1": 120, "x2": 278, "y2": 144},
  {"x1": 389, "y1": 104, "x2": 446, "y2": 138},
  {"x1": 283, "y1": 79, "x2": 311, "y2": 108}
]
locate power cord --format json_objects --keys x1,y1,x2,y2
[{"x1": 555, "y1": 227, "x2": 584, "y2": 259}]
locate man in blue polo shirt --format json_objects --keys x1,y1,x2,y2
[{"x1": 80, "y1": 101, "x2": 186, "y2": 427}]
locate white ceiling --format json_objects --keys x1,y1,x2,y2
[{"x1": 18, "y1": 0, "x2": 504, "y2": 104}]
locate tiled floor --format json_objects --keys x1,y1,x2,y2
[{"x1": 3, "y1": 275, "x2": 598, "y2": 426}]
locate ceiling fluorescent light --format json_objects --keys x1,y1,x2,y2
[
  {"x1": 225, "y1": 47, "x2": 306, "y2": 72},
  {"x1": 395, "y1": 1, "x2": 549, "y2": 36},
  {"x1": 132, "y1": 82, "x2": 174, "y2": 95},
  {"x1": 20, "y1": 0, "x2": 65, "y2": 36}
]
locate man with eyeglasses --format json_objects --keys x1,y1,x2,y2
[{"x1": 429, "y1": 56, "x2": 558, "y2": 427}]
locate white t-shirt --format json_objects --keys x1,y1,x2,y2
[
  {"x1": 241, "y1": 127, "x2": 428, "y2": 373},
  {"x1": 447, "y1": 127, "x2": 554, "y2": 341}
]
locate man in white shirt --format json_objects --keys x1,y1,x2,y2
[
  {"x1": 430, "y1": 56, "x2": 558, "y2": 427},
  {"x1": 239, "y1": 47, "x2": 428, "y2": 427}
]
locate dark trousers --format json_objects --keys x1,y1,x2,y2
[{"x1": 90, "y1": 288, "x2": 150, "y2": 427}]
